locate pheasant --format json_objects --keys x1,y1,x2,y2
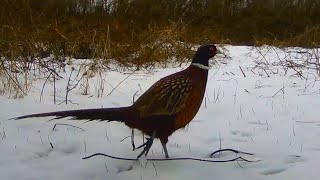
[{"x1": 13, "y1": 44, "x2": 218, "y2": 158}]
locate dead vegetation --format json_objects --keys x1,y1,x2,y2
[{"x1": 1, "y1": 0, "x2": 320, "y2": 97}]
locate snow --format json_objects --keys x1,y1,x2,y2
[{"x1": 1, "y1": 45, "x2": 320, "y2": 180}]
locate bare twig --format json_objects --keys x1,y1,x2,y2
[
  {"x1": 52, "y1": 123, "x2": 85, "y2": 131},
  {"x1": 107, "y1": 70, "x2": 136, "y2": 96},
  {"x1": 40, "y1": 72, "x2": 53, "y2": 103},
  {"x1": 104, "y1": 80, "x2": 124, "y2": 95},
  {"x1": 65, "y1": 67, "x2": 74, "y2": 104},
  {"x1": 272, "y1": 87, "x2": 284, "y2": 98},
  {"x1": 210, "y1": 148, "x2": 254, "y2": 157},
  {"x1": 132, "y1": 90, "x2": 139, "y2": 104},
  {"x1": 53, "y1": 73, "x2": 56, "y2": 104},
  {"x1": 255, "y1": 47, "x2": 270, "y2": 65},
  {"x1": 48, "y1": 134, "x2": 54, "y2": 149},
  {"x1": 263, "y1": 69, "x2": 270, "y2": 77},
  {"x1": 292, "y1": 124, "x2": 296, "y2": 136},
  {"x1": 0, "y1": 61, "x2": 27, "y2": 96},
  {"x1": 82, "y1": 153, "x2": 260, "y2": 163},
  {"x1": 239, "y1": 66, "x2": 246, "y2": 77},
  {"x1": 295, "y1": 120, "x2": 320, "y2": 124},
  {"x1": 120, "y1": 135, "x2": 131, "y2": 142},
  {"x1": 151, "y1": 163, "x2": 158, "y2": 176}
]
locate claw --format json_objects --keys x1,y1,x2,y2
[
  {"x1": 136, "y1": 131, "x2": 156, "y2": 159},
  {"x1": 136, "y1": 137, "x2": 151, "y2": 149}
]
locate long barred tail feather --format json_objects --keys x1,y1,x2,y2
[{"x1": 11, "y1": 106, "x2": 134, "y2": 123}]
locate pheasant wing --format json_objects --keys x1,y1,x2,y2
[{"x1": 134, "y1": 74, "x2": 193, "y2": 117}]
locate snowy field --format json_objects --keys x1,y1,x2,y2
[{"x1": 1, "y1": 45, "x2": 320, "y2": 180}]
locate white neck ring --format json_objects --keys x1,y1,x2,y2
[{"x1": 191, "y1": 63, "x2": 210, "y2": 70}]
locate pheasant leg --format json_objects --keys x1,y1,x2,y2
[
  {"x1": 131, "y1": 129, "x2": 135, "y2": 151},
  {"x1": 136, "y1": 131, "x2": 156, "y2": 158},
  {"x1": 161, "y1": 141, "x2": 169, "y2": 158}
]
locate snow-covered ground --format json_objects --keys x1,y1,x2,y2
[{"x1": 1, "y1": 45, "x2": 320, "y2": 180}]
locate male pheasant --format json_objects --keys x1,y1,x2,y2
[{"x1": 13, "y1": 44, "x2": 218, "y2": 158}]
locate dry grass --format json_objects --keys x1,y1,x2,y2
[{"x1": 1, "y1": 0, "x2": 320, "y2": 97}]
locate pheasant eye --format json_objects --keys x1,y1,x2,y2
[{"x1": 210, "y1": 47, "x2": 214, "y2": 50}]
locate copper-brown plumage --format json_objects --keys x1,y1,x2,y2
[{"x1": 13, "y1": 44, "x2": 218, "y2": 158}]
